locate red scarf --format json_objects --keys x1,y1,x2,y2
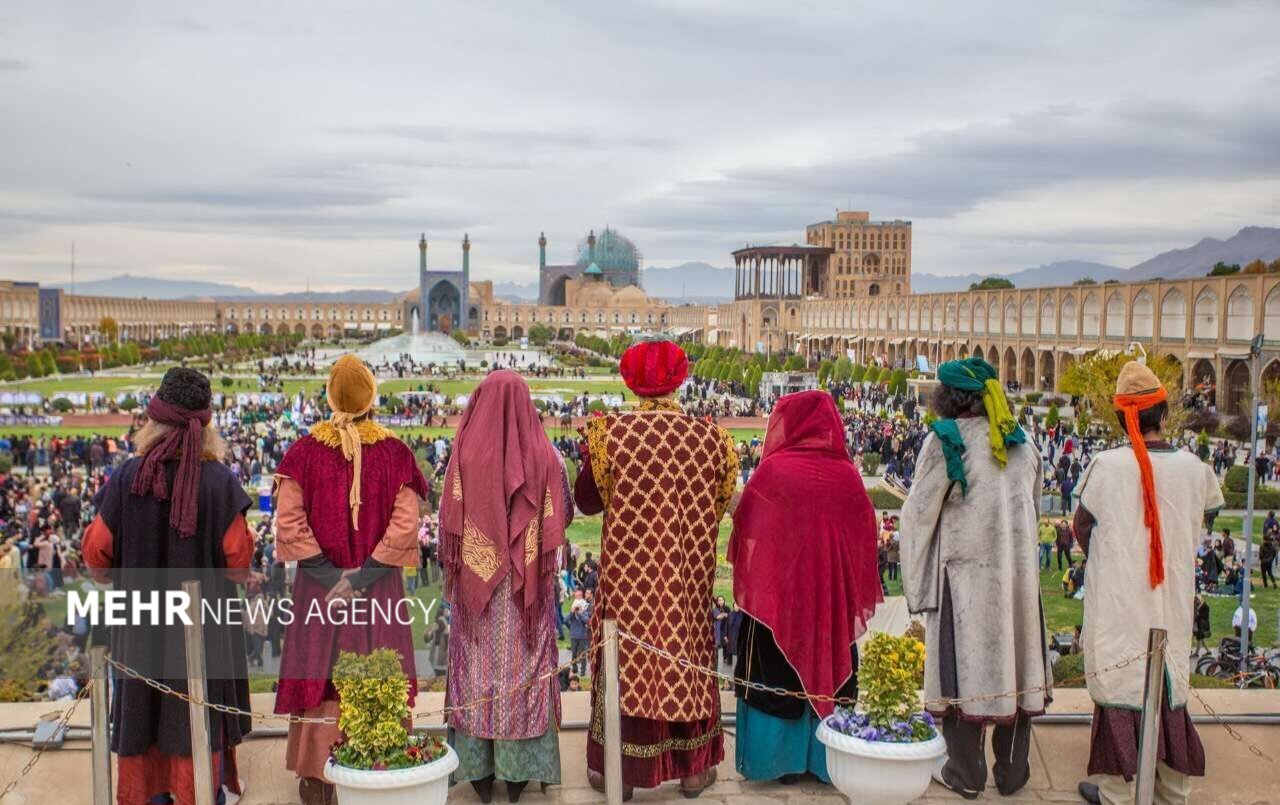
[
  {"x1": 1113, "y1": 386, "x2": 1169, "y2": 588},
  {"x1": 131, "y1": 397, "x2": 211, "y2": 538},
  {"x1": 728, "y1": 391, "x2": 882, "y2": 717},
  {"x1": 440, "y1": 371, "x2": 565, "y2": 630}
]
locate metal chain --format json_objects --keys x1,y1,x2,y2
[
  {"x1": 1165, "y1": 644, "x2": 1275, "y2": 763},
  {"x1": 100, "y1": 634, "x2": 612, "y2": 726},
  {"x1": 615, "y1": 629, "x2": 1151, "y2": 709},
  {"x1": 0, "y1": 679, "x2": 92, "y2": 802}
]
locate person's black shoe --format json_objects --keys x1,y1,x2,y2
[
  {"x1": 506, "y1": 780, "x2": 529, "y2": 802},
  {"x1": 778, "y1": 773, "x2": 806, "y2": 785},
  {"x1": 1078, "y1": 780, "x2": 1101, "y2": 804},
  {"x1": 471, "y1": 775, "x2": 496, "y2": 804}
]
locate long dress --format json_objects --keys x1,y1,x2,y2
[
  {"x1": 575, "y1": 398, "x2": 738, "y2": 789},
  {"x1": 727, "y1": 390, "x2": 880, "y2": 784},
  {"x1": 445, "y1": 466, "x2": 572, "y2": 784},
  {"x1": 733, "y1": 616, "x2": 857, "y2": 783}
]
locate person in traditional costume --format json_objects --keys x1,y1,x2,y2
[
  {"x1": 272, "y1": 355, "x2": 429, "y2": 805},
  {"x1": 82, "y1": 368, "x2": 254, "y2": 805},
  {"x1": 728, "y1": 390, "x2": 881, "y2": 784},
  {"x1": 440, "y1": 371, "x2": 572, "y2": 803},
  {"x1": 574, "y1": 339, "x2": 737, "y2": 799},
  {"x1": 1073, "y1": 361, "x2": 1223, "y2": 805},
  {"x1": 900, "y1": 357, "x2": 1051, "y2": 800}
]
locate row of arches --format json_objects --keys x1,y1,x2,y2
[{"x1": 801, "y1": 284, "x2": 1280, "y2": 343}]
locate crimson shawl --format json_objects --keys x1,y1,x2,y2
[
  {"x1": 728, "y1": 390, "x2": 882, "y2": 717},
  {"x1": 131, "y1": 397, "x2": 210, "y2": 538},
  {"x1": 441, "y1": 371, "x2": 566, "y2": 629}
]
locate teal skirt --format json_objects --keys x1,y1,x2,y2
[
  {"x1": 449, "y1": 716, "x2": 561, "y2": 785},
  {"x1": 734, "y1": 700, "x2": 830, "y2": 784}
]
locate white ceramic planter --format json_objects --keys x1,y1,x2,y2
[
  {"x1": 324, "y1": 744, "x2": 459, "y2": 805},
  {"x1": 816, "y1": 716, "x2": 946, "y2": 805}
]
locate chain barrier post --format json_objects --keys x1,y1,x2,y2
[
  {"x1": 602, "y1": 619, "x2": 624, "y2": 805},
  {"x1": 89, "y1": 647, "x2": 113, "y2": 805},
  {"x1": 1134, "y1": 628, "x2": 1168, "y2": 805},
  {"x1": 181, "y1": 580, "x2": 216, "y2": 805}
]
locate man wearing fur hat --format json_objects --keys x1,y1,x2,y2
[
  {"x1": 273, "y1": 355, "x2": 430, "y2": 805},
  {"x1": 574, "y1": 340, "x2": 737, "y2": 798},
  {"x1": 1073, "y1": 360, "x2": 1223, "y2": 805}
]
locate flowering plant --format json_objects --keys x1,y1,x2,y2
[
  {"x1": 330, "y1": 648, "x2": 448, "y2": 770},
  {"x1": 828, "y1": 632, "x2": 935, "y2": 743}
]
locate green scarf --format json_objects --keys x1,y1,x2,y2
[{"x1": 931, "y1": 358, "x2": 1027, "y2": 494}]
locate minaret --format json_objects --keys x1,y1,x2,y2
[
  {"x1": 461, "y1": 233, "x2": 471, "y2": 332},
  {"x1": 587, "y1": 229, "x2": 596, "y2": 264},
  {"x1": 538, "y1": 232, "x2": 547, "y2": 269},
  {"x1": 418, "y1": 233, "x2": 428, "y2": 333}
]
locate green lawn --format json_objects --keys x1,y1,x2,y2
[{"x1": 1037, "y1": 551, "x2": 1280, "y2": 646}]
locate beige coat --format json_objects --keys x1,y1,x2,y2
[{"x1": 901, "y1": 417, "x2": 1052, "y2": 720}]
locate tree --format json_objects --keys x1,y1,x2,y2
[
  {"x1": 1072, "y1": 278, "x2": 1098, "y2": 286},
  {"x1": 1059, "y1": 352, "x2": 1186, "y2": 439},
  {"x1": 98, "y1": 317, "x2": 119, "y2": 343},
  {"x1": 969, "y1": 277, "x2": 1014, "y2": 291},
  {"x1": 850, "y1": 363, "x2": 866, "y2": 383},
  {"x1": 817, "y1": 359, "x2": 835, "y2": 387},
  {"x1": 888, "y1": 368, "x2": 908, "y2": 395},
  {"x1": 784, "y1": 354, "x2": 806, "y2": 371},
  {"x1": 1242, "y1": 258, "x2": 1269, "y2": 275},
  {"x1": 1270, "y1": 258, "x2": 1280, "y2": 274},
  {"x1": 527, "y1": 324, "x2": 554, "y2": 346},
  {"x1": 832, "y1": 357, "x2": 853, "y2": 382},
  {"x1": 1208, "y1": 261, "x2": 1240, "y2": 276}
]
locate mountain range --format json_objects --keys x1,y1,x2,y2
[{"x1": 46, "y1": 226, "x2": 1280, "y2": 302}]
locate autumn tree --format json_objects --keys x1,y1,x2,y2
[
  {"x1": 1243, "y1": 258, "x2": 1269, "y2": 275},
  {"x1": 99, "y1": 316, "x2": 119, "y2": 343},
  {"x1": 1060, "y1": 351, "x2": 1187, "y2": 439}
]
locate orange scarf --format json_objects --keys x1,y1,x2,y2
[{"x1": 1113, "y1": 386, "x2": 1170, "y2": 588}]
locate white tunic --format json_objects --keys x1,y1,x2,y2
[{"x1": 1077, "y1": 446, "x2": 1223, "y2": 709}]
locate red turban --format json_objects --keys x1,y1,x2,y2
[{"x1": 619, "y1": 340, "x2": 688, "y2": 397}]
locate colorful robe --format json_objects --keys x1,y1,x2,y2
[
  {"x1": 272, "y1": 420, "x2": 428, "y2": 778},
  {"x1": 576, "y1": 398, "x2": 737, "y2": 787}
]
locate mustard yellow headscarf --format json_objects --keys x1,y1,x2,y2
[{"x1": 325, "y1": 355, "x2": 378, "y2": 528}]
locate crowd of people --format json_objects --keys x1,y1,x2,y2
[{"x1": 6, "y1": 338, "x2": 1280, "y2": 805}]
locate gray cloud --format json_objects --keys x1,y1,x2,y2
[
  {"x1": 0, "y1": 58, "x2": 29, "y2": 71},
  {"x1": 336, "y1": 124, "x2": 673, "y2": 151}
]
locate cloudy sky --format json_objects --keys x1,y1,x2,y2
[{"x1": 3, "y1": 0, "x2": 1279, "y2": 292}]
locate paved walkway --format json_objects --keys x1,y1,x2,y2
[{"x1": 1, "y1": 690, "x2": 1276, "y2": 804}]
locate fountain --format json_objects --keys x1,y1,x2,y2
[{"x1": 350, "y1": 309, "x2": 468, "y2": 366}]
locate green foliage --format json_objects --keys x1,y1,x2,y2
[
  {"x1": 526, "y1": 324, "x2": 554, "y2": 346},
  {"x1": 867, "y1": 486, "x2": 904, "y2": 510},
  {"x1": 50, "y1": 397, "x2": 74, "y2": 413},
  {"x1": 0, "y1": 603, "x2": 62, "y2": 702},
  {"x1": 817, "y1": 359, "x2": 834, "y2": 387},
  {"x1": 876, "y1": 367, "x2": 893, "y2": 384},
  {"x1": 451, "y1": 330, "x2": 471, "y2": 347},
  {"x1": 330, "y1": 649, "x2": 445, "y2": 770},
  {"x1": 587, "y1": 399, "x2": 609, "y2": 414},
  {"x1": 220, "y1": 376, "x2": 235, "y2": 388},
  {"x1": 765, "y1": 355, "x2": 782, "y2": 372},
  {"x1": 0, "y1": 452, "x2": 12, "y2": 474},
  {"x1": 1045, "y1": 404, "x2": 1061, "y2": 429},
  {"x1": 1221, "y1": 468, "x2": 1280, "y2": 508},
  {"x1": 849, "y1": 363, "x2": 866, "y2": 383},
  {"x1": 969, "y1": 276, "x2": 1015, "y2": 291},
  {"x1": 861, "y1": 454, "x2": 881, "y2": 476},
  {"x1": 1208, "y1": 261, "x2": 1241, "y2": 276},
  {"x1": 1024, "y1": 391, "x2": 1042, "y2": 404},
  {"x1": 859, "y1": 633, "x2": 927, "y2": 733},
  {"x1": 118, "y1": 395, "x2": 139, "y2": 412},
  {"x1": 833, "y1": 357, "x2": 853, "y2": 383},
  {"x1": 888, "y1": 369, "x2": 908, "y2": 395},
  {"x1": 783, "y1": 354, "x2": 806, "y2": 371},
  {"x1": 1072, "y1": 278, "x2": 1098, "y2": 286}
]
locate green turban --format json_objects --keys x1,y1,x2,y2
[{"x1": 929, "y1": 358, "x2": 1027, "y2": 495}]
